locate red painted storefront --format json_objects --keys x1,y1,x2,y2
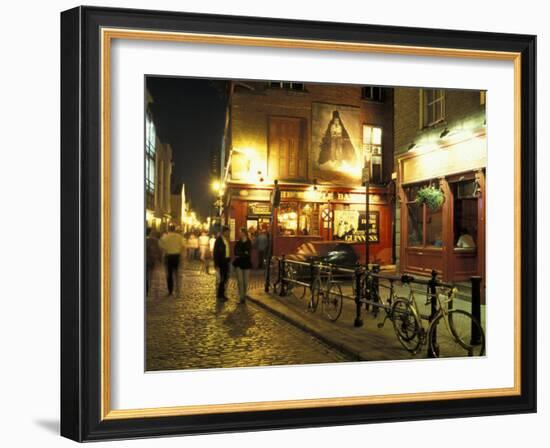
[{"x1": 223, "y1": 183, "x2": 393, "y2": 266}]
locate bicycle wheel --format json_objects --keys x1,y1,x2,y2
[
  {"x1": 428, "y1": 309, "x2": 485, "y2": 358},
  {"x1": 391, "y1": 298, "x2": 423, "y2": 354},
  {"x1": 293, "y1": 283, "x2": 308, "y2": 300},
  {"x1": 323, "y1": 283, "x2": 343, "y2": 321},
  {"x1": 289, "y1": 266, "x2": 308, "y2": 300},
  {"x1": 284, "y1": 265, "x2": 296, "y2": 296},
  {"x1": 309, "y1": 277, "x2": 322, "y2": 312}
]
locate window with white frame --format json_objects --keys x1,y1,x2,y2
[
  {"x1": 363, "y1": 124, "x2": 383, "y2": 184},
  {"x1": 145, "y1": 111, "x2": 156, "y2": 208},
  {"x1": 422, "y1": 89, "x2": 445, "y2": 127}
]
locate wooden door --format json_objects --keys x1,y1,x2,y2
[{"x1": 268, "y1": 117, "x2": 305, "y2": 181}]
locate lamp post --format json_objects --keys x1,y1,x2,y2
[
  {"x1": 265, "y1": 179, "x2": 281, "y2": 292},
  {"x1": 363, "y1": 150, "x2": 371, "y2": 268},
  {"x1": 211, "y1": 179, "x2": 223, "y2": 232}
]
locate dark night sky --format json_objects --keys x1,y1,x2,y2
[{"x1": 146, "y1": 77, "x2": 227, "y2": 220}]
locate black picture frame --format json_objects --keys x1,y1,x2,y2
[{"x1": 61, "y1": 6, "x2": 536, "y2": 442}]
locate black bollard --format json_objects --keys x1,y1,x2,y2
[
  {"x1": 279, "y1": 255, "x2": 286, "y2": 297},
  {"x1": 427, "y1": 270, "x2": 438, "y2": 358},
  {"x1": 470, "y1": 276, "x2": 482, "y2": 345},
  {"x1": 264, "y1": 255, "x2": 271, "y2": 293},
  {"x1": 354, "y1": 264, "x2": 364, "y2": 327}
]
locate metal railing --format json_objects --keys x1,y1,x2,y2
[{"x1": 269, "y1": 256, "x2": 482, "y2": 341}]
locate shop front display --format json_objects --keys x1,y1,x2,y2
[{"x1": 398, "y1": 138, "x2": 486, "y2": 282}]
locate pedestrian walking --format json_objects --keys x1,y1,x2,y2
[
  {"x1": 255, "y1": 227, "x2": 269, "y2": 269},
  {"x1": 233, "y1": 228, "x2": 253, "y2": 304},
  {"x1": 145, "y1": 228, "x2": 162, "y2": 296},
  {"x1": 187, "y1": 233, "x2": 199, "y2": 260},
  {"x1": 160, "y1": 224, "x2": 185, "y2": 297},
  {"x1": 213, "y1": 226, "x2": 231, "y2": 302},
  {"x1": 198, "y1": 230, "x2": 210, "y2": 273}
]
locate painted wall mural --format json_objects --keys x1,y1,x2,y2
[{"x1": 311, "y1": 102, "x2": 363, "y2": 185}]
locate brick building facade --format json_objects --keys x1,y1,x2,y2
[{"x1": 220, "y1": 81, "x2": 395, "y2": 265}]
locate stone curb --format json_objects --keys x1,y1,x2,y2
[{"x1": 246, "y1": 291, "x2": 370, "y2": 362}]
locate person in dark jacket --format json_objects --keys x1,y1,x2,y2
[
  {"x1": 213, "y1": 226, "x2": 231, "y2": 301},
  {"x1": 233, "y1": 228, "x2": 253, "y2": 304}
]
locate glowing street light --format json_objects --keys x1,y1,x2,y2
[{"x1": 211, "y1": 180, "x2": 221, "y2": 192}]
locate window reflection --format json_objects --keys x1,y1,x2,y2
[
  {"x1": 407, "y1": 202, "x2": 423, "y2": 246},
  {"x1": 453, "y1": 180, "x2": 478, "y2": 249}
]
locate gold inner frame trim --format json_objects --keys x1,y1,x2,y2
[{"x1": 100, "y1": 27, "x2": 522, "y2": 421}]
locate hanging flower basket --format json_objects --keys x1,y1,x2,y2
[{"x1": 415, "y1": 186, "x2": 445, "y2": 211}]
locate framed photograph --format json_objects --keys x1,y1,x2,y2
[{"x1": 61, "y1": 6, "x2": 536, "y2": 441}]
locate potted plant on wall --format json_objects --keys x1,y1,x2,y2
[{"x1": 415, "y1": 185, "x2": 445, "y2": 211}]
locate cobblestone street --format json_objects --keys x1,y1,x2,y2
[{"x1": 146, "y1": 260, "x2": 350, "y2": 371}]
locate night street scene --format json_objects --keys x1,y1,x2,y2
[{"x1": 145, "y1": 77, "x2": 487, "y2": 371}]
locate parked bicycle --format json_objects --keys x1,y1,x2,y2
[
  {"x1": 353, "y1": 266, "x2": 384, "y2": 317},
  {"x1": 271, "y1": 257, "x2": 309, "y2": 300},
  {"x1": 310, "y1": 263, "x2": 344, "y2": 321},
  {"x1": 388, "y1": 276, "x2": 485, "y2": 357}
]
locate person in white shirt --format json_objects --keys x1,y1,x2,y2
[{"x1": 160, "y1": 225, "x2": 185, "y2": 296}]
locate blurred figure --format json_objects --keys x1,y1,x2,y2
[
  {"x1": 255, "y1": 228, "x2": 269, "y2": 269},
  {"x1": 187, "y1": 232, "x2": 199, "y2": 260},
  {"x1": 213, "y1": 226, "x2": 231, "y2": 302},
  {"x1": 160, "y1": 224, "x2": 185, "y2": 297},
  {"x1": 145, "y1": 228, "x2": 162, "y2": 296},
  {"x1": 198, "y1": 230, "x2": 210, "y2": 273},
  {"x1": 233, "y1": 228, "x2": 252, "y2": 304}
]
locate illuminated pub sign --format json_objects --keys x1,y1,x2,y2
[{"x1": 247, "y1": 202, "x2": 271, "y2": 216}]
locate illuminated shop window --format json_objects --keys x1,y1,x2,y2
[
  {"x1": 277, "y1": 202, "x2": 319, "y2": 236},
  {"x1": 277, "y1": 203, "x2": 298, "y2": 236},
  {"x1": 422, "y1": 89, "x2": 445, "y2": 127},
  {"x1": 363, "y1": 125, "x2": 383, "y2": 184},
  {"x1": 299, "y1": 203, "x2": 319, "y2": 236},
  {"x1": 405, "y1": 181, "x2": 443, "y2": 248}
]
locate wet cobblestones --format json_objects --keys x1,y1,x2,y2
[{"x1": 146, "y1": 261, "x2": 350, "y2": 371}]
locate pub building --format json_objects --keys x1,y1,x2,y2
[
  {"x1": 394, "y1": 88, "x2": 486, "y2": 283},
  {"x1": 218, "y1": 81, "x2": 395, "y2": 265}
]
